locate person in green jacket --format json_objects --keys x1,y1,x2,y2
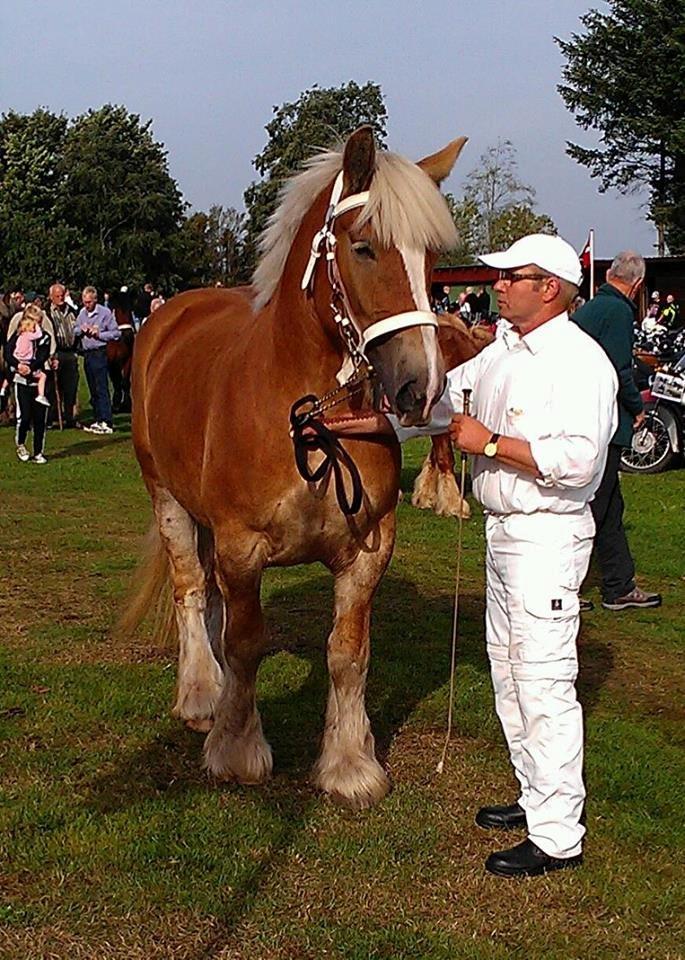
[{"x1": 572, "y1": 251, "x2": 662, "y2": 611}]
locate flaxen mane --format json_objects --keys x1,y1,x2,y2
[{"x1": 253, "y1": 149, "x2": 459, "y2": 311}]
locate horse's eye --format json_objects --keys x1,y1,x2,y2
[{"x1": 352, "y1": 241, "x2": 376, "y2": 261}]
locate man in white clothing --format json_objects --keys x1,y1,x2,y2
[{"x1": 319, "y1": 234, "x2": 618, "y2": 877}]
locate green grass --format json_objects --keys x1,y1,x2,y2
[{"x1": 0, "y1": 404, "x2": 684, "y2": 960}]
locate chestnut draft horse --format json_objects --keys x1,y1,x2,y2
[
  {"x1": 413, "y1": 316, "x2": 493, "y2": 519},
  {"x1": 122, "y1": 127, "x2": 473, "y2": 810}
]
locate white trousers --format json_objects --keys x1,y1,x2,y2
[{"x1": 485, "y1": 508, "x2": 595, "y2": 859}]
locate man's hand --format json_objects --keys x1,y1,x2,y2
[
  {"x1": 17, "y1": 363, "x2": 30, "y2": 377},
  {"x1": 449, "y1": 414, "x2": 491, "y2": 454},
  {"x1": 50, "y1": 357, "x2": 59, "y2": 370},
  {"x1": 633, "y1": 411, "x2": 646, "y2": 430}
]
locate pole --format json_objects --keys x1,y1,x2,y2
[
  {"x1": 589, "y1": 229, "x2": 595, "y2": 299},
  {"x1": 53, "y1": 365, "x2": 64, "y2": 431},
  {"x1": 436, "y1": 387, "x2": 472, "y2": 774}
]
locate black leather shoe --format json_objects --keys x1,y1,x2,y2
[
  {"x1": 485, "y1": 838, "x2": 582, "y2": 877},
  {"x1": 476, "y1": 801, "x2": 526, "y2": 830}
]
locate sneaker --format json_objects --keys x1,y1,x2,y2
[
  {"x1": 32, "y1": 453, "x2": 48, "y2": 464},
  {"x1": 36, "y1": 396, "x2": 51, "y2": 407},
  {"x1": 83, "y1": 421, "x2": 106, "y2": 434},
  {"x1": 16, "y1": 444, "x2": 30, "y2": 462},
  {"x1": 602, "y1": 587, "x2": 662, "y2": 611},
  {"x1": 99, "y1": 423, "x2": 114, "y2": 434},
  {"x1": 579, "y1": 598, "x2": 594, "y2": 612}
]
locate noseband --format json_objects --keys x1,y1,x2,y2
[{"x1": 300, "y1": 170, "x2": 437, "y2": 374}]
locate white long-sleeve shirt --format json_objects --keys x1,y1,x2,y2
[{"x1": 391, "y1": 312, "x2": 618, "y2": 516}]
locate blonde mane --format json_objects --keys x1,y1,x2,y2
[{"x1": 252, "y1": 148, "x2": 459, "y2": 311}]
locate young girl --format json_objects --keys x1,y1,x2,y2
[{"x1": 11, "y1": 307, "x2": 50, "y2": 406}]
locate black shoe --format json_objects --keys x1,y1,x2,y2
[
  {"x1": 476, "y1": 802, "x2": 526, "y2": 830},
  {"x1": 485, "y1": 838, "x2": 582, "y2": 878},
  {"x1": 579, "y1": 598, "x2": 594, "y2": 612}
]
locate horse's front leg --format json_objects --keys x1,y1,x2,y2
[
  {"x1": 314, "y1": 510, "x2": 396, "y2": 810},
  {"x1": 203, "y1": 535, "x2": 272, "y2": 785}
]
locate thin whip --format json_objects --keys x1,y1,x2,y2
[{"x1": 436, "y1": 387, "x2": 472, "y2": 774}]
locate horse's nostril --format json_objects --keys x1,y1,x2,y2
[{"x1": 395, "y1": 380, "x2": 426, "y2": 415}]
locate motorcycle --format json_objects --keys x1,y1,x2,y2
[{"x1": 621, "y1": 349, "x2": 685, "y2": 474}]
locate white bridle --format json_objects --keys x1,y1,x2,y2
[{"x1": 300, "y1": 171, "x2": 437, "y2": 375}]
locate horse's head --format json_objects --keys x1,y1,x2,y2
[{"x1": 323, "y1": 127, "x2": 467, "y2": 426}]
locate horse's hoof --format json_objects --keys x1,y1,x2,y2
[
  {"x1": 314, "y1": 754, "x2": 391, "y2": 811},
  {"x1": 204, "y1": 727, "x2": 273, "y2": 785}
]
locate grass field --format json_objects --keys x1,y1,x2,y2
[{"x1": 0, "y1": 405, "x2": 684, "y2": 960}]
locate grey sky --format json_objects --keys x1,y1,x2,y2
[{"x1": 2, "y1": 0, "x2": 654, "y2": 258}]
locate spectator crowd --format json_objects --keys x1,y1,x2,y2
[{"x1": 0, "y1": 281, "x2": 164, "y2": 463}]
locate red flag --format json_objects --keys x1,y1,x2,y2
[{"x1": 579, "y1": 233, "x2": 592, "y2": 270}]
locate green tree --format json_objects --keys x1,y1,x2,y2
[
  {"x1": 440, "y1": 140, "x2": 555, "y2": 263},
  {"x1": 489, "y1": 204, "x2": 556, "y2": 250},
  {"x1": 556, "y1": 1, "x2": 685, "y2": 254},
  {"x1": 60, "y1": 105, "x2": 187, "y2": 288},
  {"x1": 439, "y1": 194, "x2": 480, "y2": 264},
  {"x1": 243, "y1": 81, "x2": 387, "y2": 274},
  {"x1": 0, "y1": 109, "x2": 82, "y2": 289}
]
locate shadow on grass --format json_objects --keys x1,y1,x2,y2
[
  {"x1": 81, "y1": 567, "x2": 615, "y2": 957},
  {"x1": 49, "y1": 433, "x2": 131, "y2": 459}
]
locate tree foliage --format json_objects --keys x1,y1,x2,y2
[
  {"x1": 0, "y1": 105, "x2": 187, "y2": 291},
  {"x1": 243, "y1": 81, "x2": 388, "y2": 273},
  {"x1": 176, "y1": 205, "x2": 247, "y2": 287},
  {"x1": 556, "y1": 0, "x2": 685, "y2": 253},
  {"x1": 441, "y1": 140, "x2": 555, "y2": 263}
]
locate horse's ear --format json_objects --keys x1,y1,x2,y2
[
  {"x1": 342, "y1": 126, "x2": 376, "y2": 195},
  {"x1": 417, "y1": 137, "x2": 468, "y2": 185}
]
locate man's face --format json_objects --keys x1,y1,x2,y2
[
  {"x1": 50, "y1": 286, "x2": 66, "y2": 306},
  {"x1": 493, "y1": 264, "x2": 552, "y2": 329},
  {"x1": 83, "y1": 292, "x2": 97, "y2": 312}
]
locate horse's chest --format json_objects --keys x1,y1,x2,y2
[{"x1": 265, "y1": 443, "x2": 399, "y2": 567}]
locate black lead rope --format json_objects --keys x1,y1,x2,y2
[{"x1": 290, "y1": 395, "x2": 364, "y2": 516}]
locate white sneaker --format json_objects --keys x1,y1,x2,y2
[
  {"x1": 32, "y1": 453, "x2": 48, "y2": 464},
  {"x1": 16, "y1": 444, "x2": 30, "y2": 462},
  {"x1": 84, "y1": 422, "x2": 105, "y2": 434},
  {"x1": 36, "y1": 396, "x2": 51, "y2": 407},
  {"x1": 99, "y1": 423, "x2": 114, "y2": 434}
]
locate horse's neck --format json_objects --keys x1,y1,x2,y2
[{"x1": 262, "y1": 189, "x2": 346, "y2": 388}]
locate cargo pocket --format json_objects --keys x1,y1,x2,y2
[{"x1": 522, "y1": 583, "x2": 579, "y2": 621}]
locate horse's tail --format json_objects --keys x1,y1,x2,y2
[{"x1": 113, "y1": 522, "x2": 176, "y2": 649}]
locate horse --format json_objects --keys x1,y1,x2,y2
[
  {"x1": 107, "y1": 289, "x2": 136, "y2": 412},
  {"x1": 120, "y1": 126, "x2": 474, "y2": 810},
  {"x1": 412, "y1": 316, "x2": 493, "y2": 518}
]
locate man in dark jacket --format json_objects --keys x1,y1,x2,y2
[
  {"x1": 45, "y1": 283, "x2": 79, "y2": 427},
  {"x1": 573, "y1": 251, "x2": 661, "y2": 611}
]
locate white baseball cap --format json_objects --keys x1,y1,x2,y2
[{"x1": 479, "y1": 234, "x2": 583, "y2": 286}]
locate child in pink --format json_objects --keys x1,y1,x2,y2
[{"x1": 13, "y1": 313, "x2": 49, "y2": 406}]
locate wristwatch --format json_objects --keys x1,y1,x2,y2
[{"x1": 483, "y1": 432, "x2": 501, "y2": 457}]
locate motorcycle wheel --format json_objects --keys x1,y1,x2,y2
[{"x1": 620, "y1": 410, "x2": 675, "y2": 474}]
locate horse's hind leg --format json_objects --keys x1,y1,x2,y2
[
  {"x1": 314, "y1": 510, "x2": 396, "y2": 810},
  {"x1": 152, "y1": 488, "x2": 223, "y2": 732},
  {"x1": 203, "y1": 531, "x2": 272, "y2": 785}
]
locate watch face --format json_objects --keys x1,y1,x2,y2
[{"x1": 484, "y1": 442, "x2": 497, "y2": 457}]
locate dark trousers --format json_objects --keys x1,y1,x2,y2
[
  {"x1": 15, "y1": 382, "x2": 48, "y2": 456},
  {"x1": 590, "y1": 443, "x2": 636, "y2": 601},
  {"x1": 47, "y1": 350, "x2": 80, "y2": 425},
  {"x1": 84, "y1": 348, "x2": 112, "y2": 425}
]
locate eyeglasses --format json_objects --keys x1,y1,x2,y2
[{"x1": 497, "y1": 270, "x2": 552, "y2": 284}]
